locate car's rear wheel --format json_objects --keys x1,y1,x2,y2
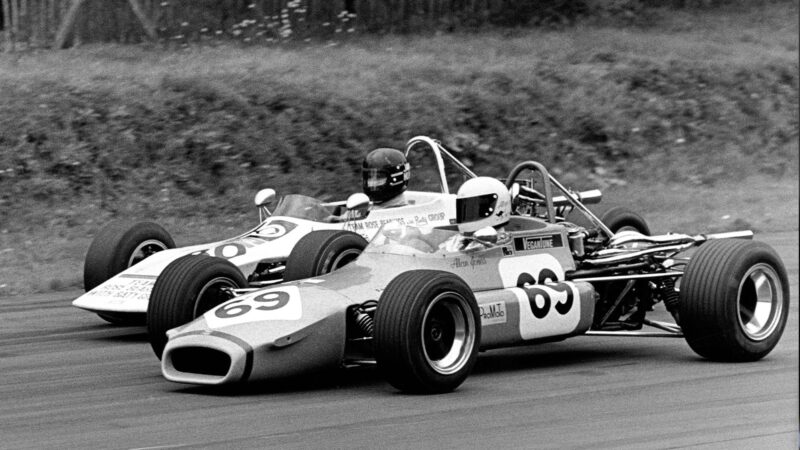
[
  {"x1": 282, "y1": 230, "x2": 367, "y2": 282},
  {"x1": 374, "y1": 270, "x2": 480, "y2": 394},
  {"x1": 600, "y1": 206, "x2": 651, "y2": 235},
  {"x1": 147, "y1": 255, "x2": 247, "y2": 358},
  {"x1": 83, "y1": 221, "x2": 175, "y2": 325},
  {"x1": 679, "y1": 239, "x2": 789, "y2": 361}
]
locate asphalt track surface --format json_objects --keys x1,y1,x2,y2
[{"x1": 1, "y1": 232, "x2": 797, "y2": 449}]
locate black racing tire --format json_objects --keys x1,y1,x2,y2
[
  {"x1": 83, "y1": 221, "x2": 175, "y2": 292},
  {"x1": 282, "y1": 230, "x2": 367, "y2": 282},
  {"x1": 600, "y1": 206, "x2": 651, "y2": 235},
  {"x1": 147, "y1": 254, "x2": 247, "y2": 359},
  {"x1": 374, "y1": 270, "x2": 480, "y2": 394},
  {"x1": 679, "y1": 239, "x2": 789, "y2": 362}
]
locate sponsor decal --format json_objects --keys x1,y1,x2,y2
[
  {"x1": 514, "y1": 234, "x2": 563, "y2": 252},
  {"x1": 86, "y1": 277, "x2": 155, "y2": 302},
  {"x1": 345, "y1": 211, "x2": 446, "y2": 232},
  {"x1": 479, "y1": 301, "x2": 507, "y2": 325}
]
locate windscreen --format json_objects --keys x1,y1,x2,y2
[
  {"x1": 364, "y1": 223, "x2": 459, "y2": 256},
  {"x1": 267, "y1": 194, "x2": 336, "y2": 222}
]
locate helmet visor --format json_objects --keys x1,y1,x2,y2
[
  {"x1": 363, "y1": 169, "x2": 388, "y2": 190},
  {"x1": 456, "y1": 193, "x2": 498, "y2": 224}
]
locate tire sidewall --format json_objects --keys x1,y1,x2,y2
[
  {"x1": 718, "y1": 245, "x2": 789, "y2": 357},
  {"x1": 147, "y1": 255, "x2": 246, "y2": 358},
  {"x1": 403, "y1": 279, "x2": 480, "y2": 390},
  {"x1": 84, "y1": 221, "x2": 174, "y2": 291},
  {"x1": 375, "y1": 271, "x2": 481, "y2": 393},
  {"x1": 284, "y1": 230, "x2": 367, "y2": 282},
  {"x1": 315, "y1": 234, "x2": 364, "y2": 274},
  {"x1": 600, "y1": 207, "x2": 651, "y2": 235}
]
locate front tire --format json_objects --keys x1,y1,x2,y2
[
  {"x1": 680, "y1": 239, "x2": 789, "y2": 361},
  {"x1": 83, "y1": 221, "x2": 175, "y2": 292},
  {"x1": 374, "y1": 270, "x2": 480, "y2": 394},
  {"x1": 282, "y1": 230, "x2": 367, "y2": 282},
  {"x1": 147, "y1": 255, "x2": 247, "y2": 358},
  {"x1": 600, "y1": 206, "x2": 651, "y2": 235}
]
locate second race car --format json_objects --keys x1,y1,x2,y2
[{"x1": 151, "y1": 161, "x2": 789, "y2": 393}]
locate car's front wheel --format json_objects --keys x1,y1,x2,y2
[
  {"x1": 83, "y1": 221, "x2": 175, "y2": 325},
  {"x1": 282, "y1": 230, "x2": 367, "y2": 282},
  {"x1": 374, "y1": 270, "x2": 480, "y2": 394},
  {"x1": 679, "y1": 239, "x2": 789, "y2": 361},
  {"x1": 147, "y1": 255, "x2": 247, "y2": 358},
  {"x1": 600, "y1": 206, "x2": 651, "y2": 235}
]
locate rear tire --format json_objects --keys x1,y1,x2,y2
[
  {"x1": 600, "y1": 207, "x2": 650, "y2": 235},
  {"x1": 680, "y1": 239, "x2": 789, "y2": 361},
  {"x1": 282, "y1": 230, "x2": 367, "y2": 282},
  {"x1": 374, "y1": 270, "x2": 480, "y2": 394},
  {"x1": 147, "y1": 255, "x2": 247, "y2": 358},
  {"x1": 83, "y1": 221, "x2": 175, "y2": 292}
]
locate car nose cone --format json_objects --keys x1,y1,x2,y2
[{"x1": 162, "y1": 331, "x2": 252, "y2": 385}]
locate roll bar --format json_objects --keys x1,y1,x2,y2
[{"x1": 505, "y1": 161, "x2": 614, "y2": 238}]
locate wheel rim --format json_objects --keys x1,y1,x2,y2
[
  {"x1": 327, "y1": 248, "x2": 361, "y2": 272},
  {"x1": 128, "y1": 239, "x2": 168, "y2": 267},
  {"x1": 737, "y1": 263, "x2": 783, "y2": 341},
  {"x1": 421, "y1": 292, "x2": 475, "y2": 375},
  {"x1": 193, "y1": 277, "x2": 238, "y2": 318},
  {"x1": 614, "y1": 225, "x2": 639, "y2": 233}
]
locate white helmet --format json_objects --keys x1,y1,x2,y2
[{"x1": 455, "y1": 177, "x2": 511, "y2": 234}]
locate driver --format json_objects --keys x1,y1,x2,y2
[
  {"x1": 444, "y1": 177, "x2": 512, "y2": 252},
  {"x1": 362, "y1": 148, "x2": 410, "y2": 209}
]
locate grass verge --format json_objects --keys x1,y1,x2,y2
[{"x1": 0, "y1": 3, "x2": 797, "y2": 296}]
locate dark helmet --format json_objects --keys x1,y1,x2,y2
[{"x1": 362, "y1": 148, "x2": 410, "y2": 203}]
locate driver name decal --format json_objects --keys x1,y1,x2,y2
[
  {"x1": 450, "y1": 256, "x2": 487, "y2": 270},
  {"x1": 206, "y1": 285, "x2": 302, "y2": 329}
]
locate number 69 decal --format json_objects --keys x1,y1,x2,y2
[{"x1": 206, "y1": 285, "x2": 302, "y2": 329}]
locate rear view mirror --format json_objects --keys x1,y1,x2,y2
[
  {"x1": 254, "y1": 189, "x2": 276, "y2": 208},
  {"x1": 474, "y1": 226, "x2": 499, "y2": 244},
  {"x1": 255, "y1": 189, "x2": 277, "y2": 221},
  {"x1": 346, "y1": 193, "x2": 371, "y2": 217}
]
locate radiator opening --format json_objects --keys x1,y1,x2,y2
[{"x1": 170, "y1": 347, "x2": 231, "y2": 377}]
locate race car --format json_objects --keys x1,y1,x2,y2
[
  {"x1": 71, "y1": 136, "x2": 479, "y2": 325},
  {"x1": 152, "y1": 161, "x2": 789, "y2": 394},
  {"x1": 73, "y1": 136, "x2": 622, "y2": 328}
]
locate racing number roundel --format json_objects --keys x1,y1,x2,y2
[
  {"x1": 497, "y1": 254, "x2": 580, "y2": 340},
  {"x1": 206, "y1": 285, "x2": 302, "y2": 329},
  {"x1": 259, "y1": 224, "x2": 287, "y2": 239}
]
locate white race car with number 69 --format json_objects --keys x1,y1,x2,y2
[{"x1": 151, "y1": 160, "x2": 789, "y2": 394}]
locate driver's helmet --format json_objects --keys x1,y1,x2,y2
[
  {"x1": 362, "y1": 148, "x2": 410, "y2": 203},
  {"x1": 456, "y1": 177, "x2": 511, "y2": 234}
]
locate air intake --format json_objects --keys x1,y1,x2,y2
[{"x1": 170, "y1": 347, "x2": 231, "y2": 377}]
